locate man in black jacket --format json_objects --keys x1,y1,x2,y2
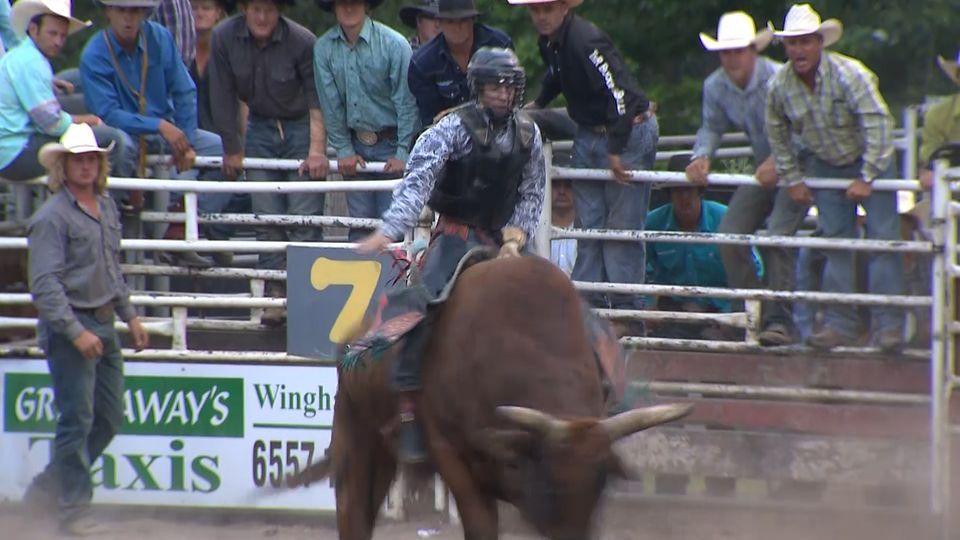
[{"x1": 510, "y1": 0, "x2": 658, "y2": 318}]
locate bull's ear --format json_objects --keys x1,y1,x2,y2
[{"x1": 473, "y1": 428, "x2": 535, "y2": 463}]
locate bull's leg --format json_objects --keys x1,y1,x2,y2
[
  {"x1": 332, "y1": 398, "x2": 378, "y2": 540},
  {"x1": 425, "y1": 433, "x2": 499, "y2": 540}
]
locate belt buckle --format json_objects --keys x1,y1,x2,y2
[
  {"x1": 94, "y1": 304, "x2": 113, "y2": 323},
  {"x1": 356, "y1": 130, "x2": 379, "y2": 146}
]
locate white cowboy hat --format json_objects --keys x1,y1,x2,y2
[
  {"x1": 38, "y1": 124, "x2": 114, "y2": 171},
  {"x1": 699, "y1": 11, "x2": 772, "y2": 52},
  {"x1": 769, "y1": 3, "x2": 843, "y2": 48},
  {"x1": 10, "y1": 0, "x2": 90, "y2": 38},
  {"x1": 506, "y1": 0, "x2": 584, "y2": 8},
  {"x1": 937, "y1": 50, "x2": 960, "y2": 86}
]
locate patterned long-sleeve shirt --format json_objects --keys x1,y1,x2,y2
[
  {"x1": 314, "y1": 17, "x2": 418, "y2": 160},
  {"x1": 154, "y1": 0, "x2": 196, "y2": 66},
  {"x1": 693, "y1": 56, "x2": 782, "y2": 165},
  {"x1": 381, "y1": 110, "x2": 545, "y2": 242},
  {"x1": 766, "y1": 51, "x2": 894, "y2": 185}
]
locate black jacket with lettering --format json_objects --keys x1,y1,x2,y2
[{"x1": 534, "y1": 13, "x2": 649, "y2": 155}]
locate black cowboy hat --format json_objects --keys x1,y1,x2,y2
[
  {"x1": 399, "y1": 0, "x2": 438, "y2": 29},
  {"x1": 435, "y1": 0, "x2": 479, "y2": 20},
  {"x1": 236, "y1": 0, "x2": 294, "y2": 7},
  {"x1": 315, "y1": 0, "x2": 384, "y2": 12}
]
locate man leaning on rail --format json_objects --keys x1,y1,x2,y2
[
  {"x1": 509, "y1": 0, "x2": 658, "y2": 326},
  {"x1": 80, "y1": 0, "x2": 230, "y2": 268},
  {"x1": 209, "y1": 0, "x2": 327, "y2": 326},
  {"x1": 685, "y1": 11, "x2": 810, "y2": 347},
  {"x1": 23, "y1": 123, "x2": 149, "y2": 536},
  {"x1": 766, "y1": 4, "x2": 904, "y2": 351}
]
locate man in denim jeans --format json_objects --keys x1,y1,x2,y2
[
  {"x1": 686, "y1": 11, "x2": 810, "y2": 346},
  {"x1": 511, "y1": 0, "x2": 658, "y2": 321},
  {"x1": 314, "y1": 0, "x2": 419, "y2": 241},
  {"x1": 767, "y1": 4, "x2": 903, "y2": 351},
  {"x1": 24, "y1": 124, "x2": 149, "y2": 535},
  {"x1": 209, "y1": 0, "x2": 327, "y2": 325}
]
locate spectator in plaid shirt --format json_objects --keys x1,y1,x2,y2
[{"x1": 154, "y1": 0, "x2": 196, "y2": 65}]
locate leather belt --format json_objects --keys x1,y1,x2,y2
[
  {"x1": 584, "y1": 111, "x2": 653, "y2": 134},
  {"x1": 352, "y1": 126, "x2": 397, "y2": 146},
  {"x1": 74, "y1": 303, "x2": 115, "y2": 323}
]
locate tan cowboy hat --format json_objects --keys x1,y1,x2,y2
[
  {"x1": 699, "y1": 11, "x2": 772, "y2": 52},
  {"x1": 938, "y1": 50, "x2": 960, "y2": 86},
  {"x1": 38, "y1": 124, "x2": 114, "y2": 171},
  {"x1": 506, "y1": 0, "x2": 584, "y2": 8},
  {"x1": 10, "y1": 0, "x2": 90, "y2": 38},
  {"x1": 769, "y1": 3, "x2": 843, "y2": 48}
]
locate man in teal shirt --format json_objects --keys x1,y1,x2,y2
[
  {"x1": 0, "y1": 0, "x2": 129, "y2": 180},
  {"x1": 314, "y1": 0, "x2": 418, "y2": 240}
]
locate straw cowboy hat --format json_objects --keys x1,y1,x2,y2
[
  {"x1": 10, "y1": 0, "x2": 90, "y2": 37},
  {"x1": 938, "y1": 50, "x2": 960, "y2": 86},
  {"x1": 699, "y1": 11, "x2": 772, "y2": 52},
  {"x1": 38, "y1": 124, "x2": 114, "y2": 172},
  {"x1": 769, "y1": 3, "x2": 843, "y2": 48},
  {"x1": 506, "y1": 0, "x2": 584, "y2": 8},
  {"x1": 96, "y1": 0, "x2": 161, "y2": 8},
  {"x1": 399, "y1": 0, "x2": 437, "y2": 29}
]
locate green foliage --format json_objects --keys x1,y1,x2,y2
[{"x1": 53, "y1": 0, "x2": 960, "y2": 131}]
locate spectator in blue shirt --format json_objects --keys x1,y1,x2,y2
[
  {"x1": 314, "y1": 0, "x2": 419, "y2": 240},
  {"x1": 0, "y1": 0, "x2": 130, "y2": 181},
  {"x1": 0, "y1": 0, "x2": 18, "y2": 53},
  {"x1": 685, "y1": 11, "x2": 808, "y2": 346},
  {"x1": 646, "y1": 154, "x2": 759, "y2": 340},
  {"x1": 80, "y1": 0, "x2": 229, "y2": 268},
  {"x1": 407, "y1": 0, "x2": 512, "y2": 126}
]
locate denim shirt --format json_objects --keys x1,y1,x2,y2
[
  {"x1": 28, "y1": 189, "x2": 136, "y2": 340},
  {"x1": 407, "y1": 24, "x2": 513, "y2": 126}
]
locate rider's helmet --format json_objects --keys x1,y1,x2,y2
[{"x1": 466, "y1": 47, "x2": 526, "y2": 113}]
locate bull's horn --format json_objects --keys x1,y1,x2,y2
[
  {"x1": 496, "y1": 406, "x2": 571, "y2": 440},
  {"x1": 601, "y1": 403, "x2": 693, "y2": 441}
]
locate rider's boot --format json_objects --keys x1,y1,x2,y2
[{"x1": 397, "y1": 391, "x2": 428, "y2": 464}]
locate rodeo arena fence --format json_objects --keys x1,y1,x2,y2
[{"x1": 1, "y1": 105, "x2": 959, "y2": 536}]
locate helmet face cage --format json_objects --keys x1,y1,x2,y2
[{"x1": 467, "y1": 48, "x2": 526, "y2": 112}]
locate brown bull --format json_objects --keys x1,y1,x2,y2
[{"x1": 290, "y1": 255, "x2": 691, "y2": 540}]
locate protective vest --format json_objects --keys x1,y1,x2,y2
[{"x1": 428, "y1": 104, "x2": 535, "y2": 231}]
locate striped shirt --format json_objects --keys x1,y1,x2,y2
[
  {"x1": 766, "y1": 51, "x2": 894, "y2": 185},
  {"x1": 154, "y1": 0, "x2": 196, "y2": 66},
  {"x1": 693, "y1": 56, "x2": 782, "y2": 165}
]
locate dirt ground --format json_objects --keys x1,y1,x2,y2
[{"x1": 0, "y1": 497, "x2": 942, "y2": 540}]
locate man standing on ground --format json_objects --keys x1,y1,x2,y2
[
  {"x1": 407, "y1": 0, "x2": 512, "y2": 126},
  {"x1": 314, "y1": 0, "x2": 418, "y2": 240},
  {"x1": 210, "y1": 0, "x2": 326, "y2": 326},
  {"x1": 24, "y1": 123, "x2": 149, "y2": 535},
  {"x1": 766, "y1": 4, "x2": 903, "y2": 351},
  {"x1": 685, "y1": 11, "x2": 809, "y2": 346},
  {"x1": 510, "y1": 0, "x2": 658, "y2": 322}
]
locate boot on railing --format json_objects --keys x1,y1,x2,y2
[{"x1": 155, "y1": 201, "x2": 211, "y2": 268}]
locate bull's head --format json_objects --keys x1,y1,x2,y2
[{"x1": 481, "y1": 403, "x2": 692, "y2": 540}]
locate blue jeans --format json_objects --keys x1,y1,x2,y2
[
  {"x1": 38, "y1": 312, "x2": 124, "y2": 522},
  {"x1": 116, "y1": 128, "x2": 231, "y2": 217},
  {"x1": 245, "y1": 116, "x2": 324, "y2": 269},
  {"x1": 570, "y1": 118, "x2": 659, "y2": 310},
  {"x1": 0, "y1": 126, "x2": 132, "y2": 181},
  {"x1": 346, "y1": 133, "x2": 397, "y2": 241},
  {"x1": 811, "y1": 157, "x2": 903, "y2": 336}
]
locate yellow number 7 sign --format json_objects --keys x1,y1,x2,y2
[{"x1": 287, "y1": 246, "x2": 398, "y2": 359}]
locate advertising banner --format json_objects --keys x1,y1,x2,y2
[{"x1": 0, "y1": 360, "x2": 338, "y2": 510}]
